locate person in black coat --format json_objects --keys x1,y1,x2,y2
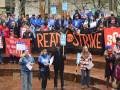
[
  {"x1": 73, "y1": 10, "x2": 81, "y2": 20},
  {"x1": 51, "y1": 43, "x2": 66, "y2": 90},
  {"x1": 104, "y1": 45, "x2": 115, "y2": 89},
  {"x1": 108, "y1": 12, "x2": 118, "y2": 26},
  {"x1": 108, "y1": 19, "x2": 119, "y2": 28},
  {"x1": 23, "y1": 25, "x2": 34, "y2": 54},
  {"x1": 97, "y1": 14, "x2": 107, "y2": 28},
  {"x1": 55, "y1": 15, "x2": 64, "y2": 30},
  {"x1": 82, "y1": 14, "x2": 91, "y2": 28},
  {"x1": 10, "y1": 21, "x2": 19, "y2": 38},
  {"x1": 95, "y1": 6, "x2": 101, "y2": 18},
  {"x1": 81, "y1": 23, "x2": 90, "y2": 34},
  {"x1": 0, "y1": 34, "x2": 4, "y2": 65}
]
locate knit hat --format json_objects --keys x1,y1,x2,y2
[
  {"x1": 116, "y1": 37, "x2": 120, "y2": 42},
  {"x1": 22, "y1": 49, "x2": 28, "y2": 54},
  {"x1": 106, "y1": 45, "x2": 111, "y2": 50}
]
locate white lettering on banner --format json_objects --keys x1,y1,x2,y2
[
  {"x1": 9, "y1": 49, "x2": 20, "y2": 54},
  {"x1": 107, "y1": 32, "x2": 120, "y2": 45},
  {"x1": 10, "y1": 40, "x2": 16, "y2": 44},
  {"x1": 6, "y1": 45, "x2": 10, "y2": 48},
  {"x1": 11, "y1": 45, "x2": 16, "y2": 49}
]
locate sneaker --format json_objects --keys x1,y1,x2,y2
[
  {"x1": 82, "y1": 86, "x2": 84, "y2": 89},
  {"x1": 1, "y1": 63, "x2": 4, "y2": 65},
  {"x1": 88, "y1": 84, "x2": 91, "y2": 87},
  {"x1": 54, "y1": 87, "x2": 57, "y2": 90},
  {"x1": 61, "y1": 87, "x2": 66, "y2": 90}
]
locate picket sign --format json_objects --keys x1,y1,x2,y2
[{"x1": 60, "y1": 33, "x2": 66, "y2": 55}]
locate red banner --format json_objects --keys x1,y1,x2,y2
[
  {"x1": 5, "y1": 38, "x2": 30, "y2": 56},
  {"x1": 104, "y1": 28, "x2": 120, "y2": 50}
]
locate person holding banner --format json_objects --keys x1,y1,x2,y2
[
  {"x1": 55, "y1": 15, "x2": 64, "y2": 30},
  {"x1": 104, "y1": 45, "x2": 115, "y2": 90},
  {"x1": 8, "y1": 29, "x2": 18, "y2": 64},
  {"x1": 38, "y1": 49, "x2": 50, "y2": 90},
  {"x1": 80, "y1": 46, "x2": 92, "y2": 89},
  {"x1": 114, "y1": 37, "x2": 120, "y2": 59},
  {"x1": 51, "y1": 43, "x2": 66, "y2": 90},
  {"x1": 23, "y1": 26, "x2": 34, "y2": 54},
  {"x1": 97, "y1": 22, "x2": 105, "y2": 31},
  {"x1": 19, "y1": 49, "x2": 35, "y2": 90},
  {"x1": 108, "y1": 19, "x2": 119, "y2": 28},
  {"x1": 81, "y1": 23, "x2": 90, "y2": 34}
]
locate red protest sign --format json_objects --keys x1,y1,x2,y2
[
  {"x1": 5, "y1": 38, "x2": 30, "y2": 56},
  {"x1": 104, "y1": 28, "x2": 120, "y2": 50}
]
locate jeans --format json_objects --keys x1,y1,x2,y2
[
  {"x1": 81, "y1": 69, "x2": 90, "y2": 86},
  {"x1": 0, "y1": 53, "x2": 3, "y2": 63},
  {"x1": 40, "y1": 71, "x2": 48, "y2": 89},
  {"x1": 21, "y1": 71, "x2": 33, "y2": 90},
  {"x1": 10, "y1": 55, "x2": 16, "y2": 62},
  {"x1": 54, "y1": 70, "x2": 64, "y2": 87}
]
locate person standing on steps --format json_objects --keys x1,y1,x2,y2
[
  {"x1": 80, "y1": 46, "x2": 92, "y2": 89},
  {"x1": 104, "y1": 45, "x2": 115, "y2": 90},
  {"x1": 38, "y1": 49, "x2": 50, "y2": 90},
  {"x1": 51, "y1": 43, "x2": 66, "y2": 90},
  {"x1": 19, "y1": 49, "x2": 35, "y2": 90}
]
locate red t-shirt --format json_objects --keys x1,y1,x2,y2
[
  {"x1": 100, "y1": 27, "x2": 104, "y2": 31},
  {"x1": 42, "y1": 26, "x2": 48, "y2": 31},
  {"x1": 10, "y1": 35, "x2": 14, "y2": 38},
  {"x1": 111, "y1": 25, "x2": 114, "y2": 28}
]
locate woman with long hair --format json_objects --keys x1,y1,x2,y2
[
  {"x1": 38, "y1": 49, "x2": 50, "y2": 90},
  {"x1": 19, "y1": 49, "x2": 35, "y2": 90},
  {"x1": 80, "y1": 46, "x2": 92, "y2": 89},
  {"x1": 2, "y1": 22, "x2": 9, "y2": 38}
]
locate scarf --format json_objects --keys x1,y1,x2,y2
[{"x1": 108, "y1": 52, "x2": 113, "y2": 70}]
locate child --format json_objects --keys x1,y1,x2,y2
[
  {"x1": 104, "y1": 45, "x2": 116, "y2": 90},
  {"x1": 97, "y1": 22, "x2": 105, "y2": 31},
  {"x1": 30, "y1": 24, "x2": 37, "y2": 54},
  {"x1": 113, "y1": 57, "x2": 120, "y2": 90}
]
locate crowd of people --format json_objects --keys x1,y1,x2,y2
[{"x1": 0, "y1": 6, "x2": 120, "y2": 90}]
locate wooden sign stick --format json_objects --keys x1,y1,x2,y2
[{"x1": 63, "y1": 46, "x2": 64, "y2": 55}]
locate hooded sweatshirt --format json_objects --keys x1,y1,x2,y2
[{"x1": 30, "y1": 18, "x2": 37, "y2": 27}]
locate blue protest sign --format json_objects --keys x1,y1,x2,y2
[
  {"x1": 51, "y1": 7, "x2": 57, "y2": 15},
  {"x1": 76, "y1": 53, "x2": 81, "y2": 64},
  {"x1": 62, "y1": 2, "x2": 68, "y2": 11},
  {"x1": 61, "y1": 33, "x2": 66, "y2": 46}
]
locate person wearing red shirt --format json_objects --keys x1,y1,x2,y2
[
  {"x1": 2, "y1": 22, "x2": 9, "y2": 37},
  {"x1": 97, "y1": 23, "x2": 105, "y2": 31},
  {"x1": 8, "y1": 29, "x2": 18, "y2": 64},
  {"x1": 0, "y1": 25, "x2": 2, "y2": 34},
  {"x1": 41, "y1": 22, "x2": 49, "y2": 31},
  {"x1": 108, "y1": 19, "x2": 119, "y2": 28}
]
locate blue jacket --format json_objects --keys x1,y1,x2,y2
[
  {"x1": 99, "y1": 12, "x2": 107, "y2": 17},
  {"x1": 55, "y1": 19, "x2": 64, "y2": 30},
  {"x1": 72, "y1": 19, "x2": 83, "y2": 29},
  {"x1": 87, "y1": 12, "x2": 93, "y2": 20},
  {"x1": 30, "y1": 18, "x2": 37, "y2": 27},
  {"x1": 64, "y1": 21, "x2": 69, "y2": 27},
  {"x1": 36, "y1": 18, "x2": 41, "y2": 27},
  {"x1": 19, "y1": 56, "x2": 35, "y2": 71},
  {"x1": 10, "y1": 20, "x2": 13, "y2": 28},
  {"x1": 13, "y1": 18, "x2": 18, "y2": 22},
  {"x1": 38, "y1": 55, "x2": 50, "y2": 71},
  {"x1": 80, "y1": 13, "x2": 85, "y2": 18},
  {"x1": 48, "y1": 18, "x2": 55, "y2": 27},
  {"x1": 40, "y1": 19, "x2": 45, "y2": 26},
  {"x1": 30, "y1": 27, "x2": 36, "y2": 38}
]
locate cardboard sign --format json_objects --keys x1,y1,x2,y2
[
  {"x1": 61, "y1": 33, "x2": 66, "y2": 46},
  {"x1": 21, "y1": 27, "x2": 26, "y2": 38},
  {"x1": 62, "y1": 2, "x2": 68, "y2": 11},
  {"x1": 51, "y1": 7, "x2": 57, "y2": 15},
  {"x1": 76, "y1": 53, "x2": 81, "y2": 64}
]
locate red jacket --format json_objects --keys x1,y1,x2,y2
[
  {"x1": 2, "y1": 27, "x2": 9, "y2": 37},
  {"x1": 0, "y1": 25, "x2": 3, "y2": 34}
]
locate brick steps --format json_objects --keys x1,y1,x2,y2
[{"x1": 0, "y1": 64, "x2": 111, "y2": 87}]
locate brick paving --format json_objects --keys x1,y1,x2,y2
[{"x1": 0, "y1": 76, "x2": 91, "y2": 90}]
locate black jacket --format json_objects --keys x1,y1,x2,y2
[
  {"x1": 73, "y1": 13, "x2": 81, "y2": 20},
  {"x1": 81, "y1": 28, "x2": 90, "y2": 34},
  {"x1": 82, "y1": 18, "x2": 91, "y2": 27},
  {"x1": 108, "y1": 24, "x2": 119, "y2": 28},
  {"x1": 104, "y1": 52, "x2": 115, "y2": 77},
  {"x1": 108, "y1": 16, "x2": 118, "y2": 25},
  {"x1": 10, "y1": 26, "x2": 20, "y2": 38},
  {"x1": 0, "y1": 35, "x2": 5, "y2": 53},
  {"x1": 55, "y1": 19, "x2": 64, "y2": 30},
  {"x1": 23, "y1": 31, "x2": 34, "y2": 43},
  {"x1": 97, "y1": 19, "x2": 107, "y2": 27},
  {"x1": 51, "y1": 49, "x2": 66, "y2": 70},
  {"x1": 95, "y1": 10, "x2": 101, "y2": 18}
]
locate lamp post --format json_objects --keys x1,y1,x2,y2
[
  {"x1": 48, "y1": 0, "x2": 50, "y2": 14},
  {"x1": 98, "y1": 0, "x2": 100, "y2": 6}
]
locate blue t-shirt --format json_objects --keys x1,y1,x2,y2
[
  {"x1": 48, "y1": 19, "x2": 55, "y2": 27},
  {"x1": 38, "y1": 55, "x2": 50, "y2": 71},
  {"x1": 80, "y1": 13, "x2": 85, "y2": 18},
  {"x1": 65, "y1": 21, "x2": 69, "y2": 27},
  {"x1": 99, "y1": 12, "x2": 107, "y2": 17}
]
